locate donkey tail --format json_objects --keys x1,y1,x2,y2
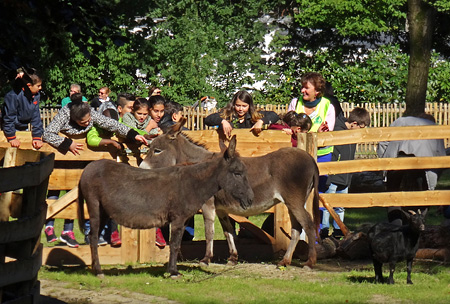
[
  {"x1": 77, "y1": 182, "x2": 86, "y2": 234},
  {"x1": 312, "y1": 168, "x2": 321, "y2": 242}
]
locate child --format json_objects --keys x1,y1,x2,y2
[
  {"x1": 269, "y1": 111, "x2": 312, "y2": 147},
  {"x1": 321, "y1": 107, "x2": 371, "y2": 239},
  {"x1": 159, "y1": 100, "x2": 186, "y2": 132},
  {"x1": 122, "y1": 98, "x2": 160, "y2": 140},
  {"x1": 205, "y1": 90, "x2": 279, "y2": 137},
  {"x1": 2, "y1": 68, "x2": 44, "y2": 149},
  {"x1": 116, "y1": 93, "x2": 135, "y2": 119},
  {"x1": 43, "y1": 93, "x2": 147, "y2": 155}
]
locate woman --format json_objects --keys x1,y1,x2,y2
[{"x1": 205, "y1": 90, "x2": 279, "y2": 137}]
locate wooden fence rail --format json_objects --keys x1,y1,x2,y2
[{"x1": 1, "y1": 123, "x2": 449, "y2": 267}]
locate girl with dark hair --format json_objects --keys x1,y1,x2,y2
[
  {"x1": 43, "y1": 93, "x2": 147, "y2": 155},
  {"x1": 2, "y1": 68, "x2": 44, "y2": 149},
  {"x1": 205, "y1": 90, "x2": 279, "y2": 137}
]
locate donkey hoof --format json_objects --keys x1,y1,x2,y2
[
  {"x1": 96, "y1": 273, "x2": 105, "y2": 279},
  {"x1": 199, "y1": 260, "x2": 209, "y2": 267},
  {"x1": 226, "y1": 260, "x2": 238, "y2": 266}
]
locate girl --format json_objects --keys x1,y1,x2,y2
[
  {"x1": 2, "y1": 68, "x2": 44, "y2": 149},
  {"x1": 205, "y1": 90, "x2": 279, "y2": 137},
  {"x1": 269, "y1": 111, "x2": 312, "y2": 147},
  {"x1": 122, "y1": 98, "x2": 160, "y2": 139},
  {"x1": 43, "y1": 93, "x2": 147, "y2": 155}
]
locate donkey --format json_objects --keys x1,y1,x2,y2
[
  {"x1": 140, "y1": 121, "x2": 321, "y2": 268},
  {"x1": 77, "y1": 135, "x2": 253, "y2": 278}
]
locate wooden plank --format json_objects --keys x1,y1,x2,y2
[
  {"x1": 48, "y1": 169, "x2": 83, "y2": 190},
  {"x1": 43, "y1": 245, "x2": 122, "y2": 266},
  {"x1": 273, "y1": 204, "x2": 291, "y2": 252},
  {"x1": 318, "y1": 155, "x2": 450, "y2": 175},
  {"x1": 120, "y1": 227, "x2": 139, "y2": 264},
  {"x1": 0, "y1": 148, "x2": 17, "y2": 221},
  {"x1": 48, "y1": 201, "x2": 88, "y2": 220},
  {"x1": 320, "y1": 190, "x2": 450, "y2": 208},
  {"x1": 46, "y1": 187, "x2": 78, "y2": 219},
  {"x1": 316, "y1": 125, "x2": 450, "y2": 147},
  {"x1": 228, "y1": 214, "x2": 275, "y2": 244},
  {"x1": 138, "y1": 229, "x2": 170, "y2": 263}
]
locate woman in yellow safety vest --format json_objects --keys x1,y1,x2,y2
[{"x1": 288, "y1": 72, "x2": 336, "y2": 191}]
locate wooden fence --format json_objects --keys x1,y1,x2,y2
[
  {"x1": 0, "y1": 148, "x2": 54, "y2": 303},
  {"x1": 1, "y1": 124, "x2": 449, "y2": 268},
  {"x1": 40, "y1": 102, "x2": 450, "y2": 154}
]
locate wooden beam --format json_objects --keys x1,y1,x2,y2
[
  {"x1": 48, "y1": 169, "x2": 83, "y2": 190},
  {"x1": 318, "y1": 156, "x2": 450, "y2": 175},
  {"x1": 228, "y1": 214, "x2": 275, "y2": 244},
  {"x1": 320, "y1": 190, "x2": 450, "y2": 208},
  {"x1": 46, "y1": 187, "x2": 78, "y2": 219}
]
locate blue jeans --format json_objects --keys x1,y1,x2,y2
[
  {"x1": 321, "y1": 183, "x2": 347, "y2": 230},
  {"x1": 46, "y1": 194, "x2": 74, "y2": 232}
]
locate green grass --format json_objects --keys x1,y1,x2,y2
[{"x1": 39, "y1": 260, "x2": 450, "y2": 303}]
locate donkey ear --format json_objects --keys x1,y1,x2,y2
[
  {"x1": 167, "y1": 118, "x2": 187, "y2": 139},
  {"x1": 224, "y1": 135, "x2": 237, "y2": 159}
]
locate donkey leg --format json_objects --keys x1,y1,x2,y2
[
  {"x1": 167, "y1": 223, "x2": 184, "y2": 278},
  {"x1": 87, "y1": 199, "x2": 103, "y2": 277},
  {"x1": 217, "y1": 210, "x2": 239, "y2": 265},
  {"x1": 200, "y1": 197, "x2": 215, "y2": 266},
  {"x1": 278, "y1": 217, "x2": 301, "y2": 267},
  {"x1": 286, "y1": 206, "x2": 317, "y2": 268}
]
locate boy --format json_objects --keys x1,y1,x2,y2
[{"x1": 321, "y1": 107, "x2": 371, "y2": 239}]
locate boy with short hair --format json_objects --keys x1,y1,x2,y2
[{"x1": 321, "y1": 107, "x2": 371, "y2": 239}]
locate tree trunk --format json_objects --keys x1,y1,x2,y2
[{"x1": 404, "y1": 0, "x2": 435, "y2": 117}]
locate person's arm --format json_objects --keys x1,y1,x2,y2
[
  {"x1": 92, "y1": 111, "x2": 146, "y2": 145},
  {"x1": 30, "y1": 94, "x2": 44, "y2": 149},
  {"x1": 86, "y1": 125, "x2": 104, "y2": 147},
  {"x1": 287, "y1": 98, "x2": 298, "y2": 112},
  {"x1": 259, "y1": 111, "x2": 280, "y2": 125},
  {"x1": 42, "y1": 108, "x2": 75, "y2": 154},
  {"x1": 325, "y1": 104, "x2": 336, "y2": 131},
  {"x1": 2, "y1": 92, "x2": 19, "y2": 144},
  {"x1": 204, "y1": 112, "x2": 224, "y2": 126}
]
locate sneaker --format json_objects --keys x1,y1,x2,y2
[
  {"x1": 98, "y1": 235, "x2": 108, "y2": 246},
  {"x1": 155, "y1": 228, "x2": 167, "y2": 247},
  {"x1": 110, "y1": 230, "x2": 122, "y2": 247},
  {"x1": 60, "y1": 231, "x2": 80, "y2": 248},
  {"x1": 45, "y1": 227, "x2": 57, "y2": 243},
  {"x1": 319, "y1": 228, "x2": 329, "y2": 239}
]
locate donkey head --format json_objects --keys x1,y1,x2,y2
[
  {"x1": 140, "y1": 118, "x2": 209, "y2": 170},
  {"x1": 217, "y1": 135, "x2": 253, "y2": 209}
]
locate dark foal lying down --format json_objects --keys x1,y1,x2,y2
[
  {"x1": 140, "y1": 121, "x2": 321, "y2": 269},
  {"x1": 78, "y1": 135, "x2": 253, "y2": 278}
]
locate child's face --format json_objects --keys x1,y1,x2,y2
[
  {"x1": 172, "y1": 111, "x2": 183, "y2": 122},
  {"x1": 134, "y1": 107, "x2": 149, "y2": 123},
  {"x1": 28, "y1": 81, "x2": 42, "y2": 95},
  {"x1": 290, "y1": 126, "x2": 307, "y2": 134},
  {"x1": 349, "y1": 122, "x2": 366, "y2": 130},
  {"x1": 150, "y1": 104, "x2": 165, "y2": 123},
  {"x1": 234, "y1": 98, "x2": 249, "y2": 118},
  {"x1": 75, "y1": 113, "x2": 92, "y2": 127},
  {"x1": 118, "y1": 101, "x2": 134, "y2": 117}
]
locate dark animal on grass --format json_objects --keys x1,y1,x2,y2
[
  {"x1": 77, "y1": 135, "x2": 253, "y2": 278},
  {"x1": 139, "y1": 121, "x2": 321, "y2": 268},
  {"x1": 367, "y1": 209, "x2": 427, "y2": 284}
]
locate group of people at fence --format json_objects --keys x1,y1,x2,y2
[{"x1": 2, "y1": 67, "x2": 449, "y2": 252}]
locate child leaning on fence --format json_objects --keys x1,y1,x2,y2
[
  {"x1": 42, "y1": 93, "x2": 147, "y2": 155},
  {"x1": 2, "y1": 68, "x2": 44, "y2": 149}
]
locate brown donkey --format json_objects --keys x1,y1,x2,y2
[
  {"x1": 78, "y1": 135, "x2": 253, "y2": 278},
  {"x1": 140, "y1": 121, "x2": 321, "y2": 268}
]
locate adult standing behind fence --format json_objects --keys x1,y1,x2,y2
[
  {"x1": 288, "y1": 72, "x2": 336, "y2": 193},
  {"x1": 2, "y1": 68, "x2": 44, "y2": 149},
  {"x1": 377, "y1": 114, "x2": 446, "y2": 225},
  {"x1": 61, "y1": 84, "x2": 87, "y2": 107}
]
